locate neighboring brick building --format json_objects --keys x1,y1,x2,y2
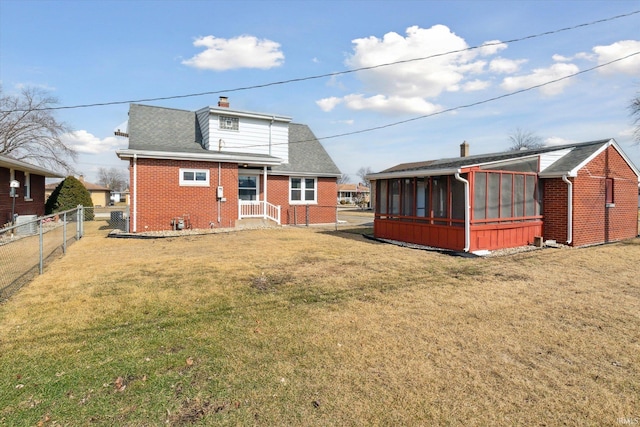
[
  {"x1": 0, "y1": 154, "x2": 63, "y2": 225},
  {"x1": 367, "y1": 139, "x2": 639, "y2": 253},
  {"x1": 116, "y1": 98, "x2": 340, "y2": 232}
]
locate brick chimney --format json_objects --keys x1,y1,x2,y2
[
  {"x1": 218, "y1": 96, "x2": 229, "y2": 108},
  {"x1": 460, "y1": 141, "x2": 469, "y2": 157}
]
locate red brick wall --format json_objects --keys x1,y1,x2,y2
[
  {"x1": 1, "y1": 167, "x2": 47, "y2": 224},
  {"x1": 130, "y1": 159, "x2": 337, "y2": 231},
  {"x1": 264, "y1": 176, "x2": 337, "y2": 225},
  {"x1": 572, "y1": 146, "x2": 638, "y2": 246},
  {"x1": 542, "y1": 178, "x2": 569, "y2": 243},
  {"x1": 131, "y1": 159, "x2": 238, "y2": 231},
  {"x1": 542, "y1": 146, "x2": 638, "y2": 246}
]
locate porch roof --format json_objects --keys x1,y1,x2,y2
[{"x1": 367, "y1": 139, "x2": 640, "y2": 180}]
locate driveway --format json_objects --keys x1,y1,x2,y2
[{"x1": 337, "y1": 208, "x2": 374, "y2": 226}]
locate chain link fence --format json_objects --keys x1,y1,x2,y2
[{"x1": 0, "y1": 206, "x2": 88, "y2": 301}]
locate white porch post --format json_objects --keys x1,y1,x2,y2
[{"x1": 263, "y1": 166, "x2": 268, "y2": 220}]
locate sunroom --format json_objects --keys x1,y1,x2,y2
[{"x1": 370, "y1": 156, "x2": 543, "y2": 253}]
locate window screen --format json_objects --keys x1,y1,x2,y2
[
  {"x1": 377, "y1": 180, "x2": 388, "y2": 214},
  {"x1": 500, "y1": 174, "x2": 513, "y2": 219},
  {"x1": 390, "y1": 179, "x2": 400, "y2": 215},
  {"x1": 487, "y1": 173, "x2": 500, "y2": 219},
  {"x1": 402, "y1": 179, "x2": 414, "y2": 216},
  {"x1": 474, "y1": 172, "x2": 486, "y2": 220}
]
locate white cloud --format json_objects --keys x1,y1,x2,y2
[
  {"x1": 182, "y1": 35, "x2": 284, "y2": 71},
  {"x1": 316, "y1": 97, "x2": 343, "y2": 112},
  {"x1": 345, "y1": 25, "x2": 481, "y2": 99},
  {"x1": 62, "y1": 130, "x2": 127, "y2": 155},
  {"x1": 463, "y1": 79, "x2": 491, "y2": 91},
  {"x1": 489, "y1": 57, "x2": 527, "y2": 74},
  {"x1": 478, "y1": 40, "x2": 508, "y2": 56},
  {"x1": 592, "y1": 40, "x2": 640, "y2": 75},
  {"x1": 332, "y1": 119, "x2": 355, "y2": 125},
  {"x1": 501, "y1": 63, "x2": 579, "y2": 96},
  {"x1": 552, "y1": 54, "x2": 571, "y2": 62},
  {"x1": 342, "y1": 94, "x2": 441, "y2": 115},
  {"x1": 317, "y1": 25, "x2": 531, "y2": 115}
]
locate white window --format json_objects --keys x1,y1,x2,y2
[
  {"x1": 290, "y1": 177, "x2": 317, "y2": 204},
  {"x1": 179, "y1": 169, "x2": 209, "y2": 186},
  {"x1": 219, "y1": 115, "x2": 239, "y2": 131},
  {"x1": 24, "y1": 172, "x2": 31, "y2": 200}
]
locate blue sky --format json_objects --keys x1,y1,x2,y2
[{"x1": 1, "y1": 0, "x2": 639, "y2": 184}]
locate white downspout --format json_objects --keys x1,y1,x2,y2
[
  {"x1": 562, "y1": 175, "x2": 573, "y2": 245},
  {"x1": 269, "y1": 116, "x2": 274, "y2": 156},
  {"x1": 454, "y1": 172, "x2": 470, "y2": 252},
  {"x1": 263, "y1": 166, "x2": 268, "y2": 220},
  {"x1": 132, "y1": 154, "x2": 137, "y2": 232},
  {"x1": 218, "y1": 162, "x2": 221, "y2": 224}
]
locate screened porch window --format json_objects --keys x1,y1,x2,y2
[
  {"x1": 473, "y1": 171, "x2": 539, "y2": 222},
  {"x1": 375, "y1": 175, "x2": 465, "y2": 225}
]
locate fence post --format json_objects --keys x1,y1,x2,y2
[
  {"x1": 39, "y1": 218, "x2": 44, "y2": 275},
  {"x1": 63, "y1": 211, "x2": 67, "y2": 254},
  {"x1": 76, "y1": 205, "x2": 83, "y2": 239}
]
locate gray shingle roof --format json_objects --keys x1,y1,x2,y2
[
  {"x1": 128, "y1": 104, "x2": 202, "y2": 154},
  {"x1": 126, "y1": 104, "x2": 340, "y2": 176},
  {"x1": 272, "y1": 123, "x2": 341, "y2": 176},
  {"x1": 380, "y1": 139, "x2": 613, "y2": 174}
]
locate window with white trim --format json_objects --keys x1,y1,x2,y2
[
  {"x1": 290, "y1": 177, "x2": 317, "y2": 203},
  {"x1": 219, "y1": 115, "x2": 239, "y2": 131},
  {"x1": 24, "y1": 172, "x2": 31, "y2": 200},
  {"x1": 179, "y1": 169, "x2": 209, "y2": 186}
]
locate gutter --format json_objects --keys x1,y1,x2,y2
[
  {"x1": 562, "y1": 174, "x2": 572, "y2": 245},
  {"x1": 454, "y1": 172, "x2": 470, "y2": 252},
  {"x1": 116, "y1": 149, "x2": 283, "y2": 166},
  {"x1": 367, "y1": 168, "x2": 460, "y2": 181}
]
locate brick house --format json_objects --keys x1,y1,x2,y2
[
  {"x1": 367, "y1": 139, "x2": 639, "y2": 253},
  {"x1": 1, "y1": 154, "x2": 63, "y2": 225},
  {"x1": 116, "y1": 98, "x2": 341, "y2": 232}
]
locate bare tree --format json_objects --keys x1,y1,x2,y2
[
  {"x1": 631, "y1": 92, "x2": 640, "y2": 143},
  {"x1": 338, "y1": 173, "x2": 351, "y2": 184},
  {"x1": 357, "y1": 166, "x2": 373, "y2": 188},
  {"x1": 0, "y1": 86, "x2": 76, "y2": 172},
  {"x1": 507, "y1": 128, "x2": 544, "y2": 151},
  {"x1": 97, "y1": 167, "x2": 128, "y2": 191}
]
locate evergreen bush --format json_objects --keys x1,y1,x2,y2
[{"x1": 45, "y1": 176, "x2": 94, "y2": 220}]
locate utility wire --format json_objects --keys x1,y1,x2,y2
[
  {"x1": 246, "y1": 51, "x2": 640, "y2": 148},
  {"x1": 2, "y1": 9, "x2": 638, "y2": 113}
]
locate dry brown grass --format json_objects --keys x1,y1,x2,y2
[{"x1": 1, "y1": 221, "x2": 639, "y2": 426}]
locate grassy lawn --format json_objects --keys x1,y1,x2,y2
[{"x1": 1, "y1": 221, "x2": 639, "y2": 426}]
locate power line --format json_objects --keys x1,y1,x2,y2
[
  {"x1": 2, "y1": 9, "x2": 638, "y2": 113},
  {"x1": 250, "y1": 51, "x2": 640, "y2": 149}
]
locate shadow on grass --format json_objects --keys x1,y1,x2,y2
[{"x1": 320, "y1": 227, "x2": 378, "y2": 244}]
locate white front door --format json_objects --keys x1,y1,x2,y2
[{"x1": 239, "y1": 175, "x2": 259, "y2": 201}]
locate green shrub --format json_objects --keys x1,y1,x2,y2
[{"x1": 45, "y1": 176, "x2": 95, "y2": 220}]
